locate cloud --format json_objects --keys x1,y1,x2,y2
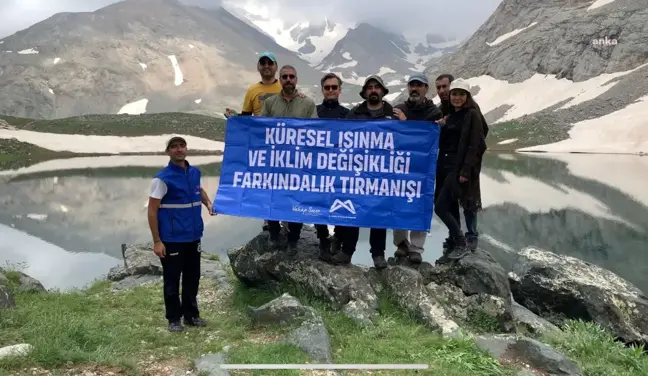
[{"x1": 0, "y1": 0, "x2": 502, "y2": 39}]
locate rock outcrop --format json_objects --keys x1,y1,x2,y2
[
  {"x1": 510, "y1": 247, "x2": 648, "y2": 345},
  {"x1": 248, "y1": 293, "x2": 333, "y2": 364},
  {"x1": 229, "y1": 227, "x2": 515, "y2": 335},
  {"x1": 108, "y1": 243, "x2": 230, "y2": 292},
  {"x1": 475, "y1": 334, "x2": 583, "y2": 376},
  {"x1": 0, "y1": 268, "x2": 46, "y2": 293}
]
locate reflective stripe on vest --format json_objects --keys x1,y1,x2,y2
[{"x1": 159, "y1": 201, "x2": 202, "y2": 209}]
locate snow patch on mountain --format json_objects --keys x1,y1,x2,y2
[
  {"x1": 466, "y1": 62, "x2": 648, "y2": 122},
  {"x1": 118, "y1": 99, "x2": 148, "y2": 115},
  {"x1": 17, "y1": 48, "x2": 38, "y2": 54},
  {"x1": 486, "y1": 22, "x2": 538, "y2": 46},
  {"x1": 53, "y1": 58, "x2": 60, "y2": 64},
  {"x1": 588, "y1": 0, "x2": 618, "y2": 10},
  {"x1": 167, "y1": 55, "x2": 183, "y2": 86}
]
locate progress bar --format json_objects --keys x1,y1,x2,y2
[{"x1": 220, "y1": 364, "x2": 429, "y2": 370}]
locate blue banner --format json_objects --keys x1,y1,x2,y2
[{"x1": 214, "y1": 116, "x2": 439, "y2": 231}]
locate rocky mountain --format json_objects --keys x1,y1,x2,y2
[
  {"x1": 315, "y1": 24, "x2": 458, "y2": 91},
  {"x1": 396, "y1": 0, "x2": 648, "y2": 153},
  {"x1": 0, "y1": 0, "x2": 361, "y2": 119}
]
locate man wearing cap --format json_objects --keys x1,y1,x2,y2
[
  {"x1": 391, "y1": 73, "x2": 443, "y2": 263},
  {"x1": 147, "y1": 136, "x2": 215, "y2": 332},
  {"x1": 335, "y1": 75, "x2": 403, "y2": 269},
  {"x1": 226, "y1": 52, "x2": 282, "y2": 117},
  {"x1": 261, "y1": 64, "x2": 318, "y2": 253}
]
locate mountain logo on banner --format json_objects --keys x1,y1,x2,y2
[{"x1": 330, "y1": 199, "x2": 356, "y2": 215}]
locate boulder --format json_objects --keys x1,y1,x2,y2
[
  {"x1": 0, "y1": 344, "x2": 33, "y2": 360},
  {"x1": 193, "y1": 353, "x2": 229, "y2": 376},
  {"x1": 229, "y1": 227, "x2": 516, "y2": 336},
  {"x1": 512, "y1": 301, "x2": 560, "y2": 336},
  {"x1": 0, "y1": 285, "x2": 15, "y2": 309},
  {"x1": 0, "y1": 268, "x2": 46, "y2": 293},
  {"x1": 475, "y1": 334, "x2": 582, "y2": 376},
  {"x1": 108, "y1": 243, "x2": 231, "y2": 291},
  {"x1": 510, "y1": 247, "x2": 648, "y2": 345},
  {"x1": 249, "y1": 293, "x2": 333, "y2": 364},
  {"x1": 228, "y1": 227, "x2": 379, "y2": 326}
]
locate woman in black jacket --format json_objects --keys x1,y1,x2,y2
[{"x1": 434, "y1": 80, "x2": 487, "y2": 261}]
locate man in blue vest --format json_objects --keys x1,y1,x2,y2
[{"x1": 147, "y1": 136, "x2": 216, "y2": 332}]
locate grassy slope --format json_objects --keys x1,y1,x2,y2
[
  {"x1": 0, "y1": 270, "x2": 646, "y2": 376},
  {"x1": 0, "y1": 113, "x2": 226, "y2": 141},
  {"x1": 487, "y1": 118, "x2": 571, "y2": 150},
  {"x1": 0, "y1": 139, "x2": 80, "y2": 170}
]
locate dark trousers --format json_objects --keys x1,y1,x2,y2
[
  {"x1": 159, "y1": 241, "x2": 201, "y2": 323},
  {"x1": 315, "y1": 224, "x2": 360, "y2": 254},
  {"x1": 369, "y1": 228, "x2": 386, "y2": 257},
  {"x1": 464, "y1": 209, "x2": 478, "y2": 238},
  {"x1": 434, "y1": 159, "x2": 460, "y2": 238},
  {"x1": 268, "y1": 220, "x2": 303, "y2": 243}
]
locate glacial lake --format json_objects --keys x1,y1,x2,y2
[{"x1": 1, "y1": 152, "x2": 648, "y2": 293}]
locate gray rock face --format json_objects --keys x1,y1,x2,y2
[
  {"x1": 475, "y1": 334, "x2": 583, "y2": 376},
  {"x1": 249, "y1": 293, "x2": 333, "y2": 364},
  {"x1": 228, "y1": 228, "x2": 379, "y2": 326},
  {"x1": 107, "y1": 243, "x2": 230, "y2": 291},
  {"x1": 0, "y1": 285, "x2": 15, "y2": 309},
  {"x1": 510, "y1": 247, "x2": 648, "y2": 345},
  {"x1": 230, "y1": 227, "x2": 515, "y2": 335}
]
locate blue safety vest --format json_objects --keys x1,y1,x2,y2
[{"x1": 155, "y1": 160, "x2": 204, "y2": 243}]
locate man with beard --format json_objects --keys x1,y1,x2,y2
[
  {"x1": 261, "y1": 65, "x2": 318, "y2": 253},
  {"x1": 435, "y1": 74, "x2": 488, "y2": 251},
  {"x1": 314, "y1": 73, "x2": 352, "y2": 262},
  {"x1": 148, "y1": 136, "x2": 216, "y2": 332},
  {"x1": 391, "y1": 73, "x2": 442, "y2": 263},
  {"x1": 333, "y1": 75, "x2": 404, "y2": 269}
]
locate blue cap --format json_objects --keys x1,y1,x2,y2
[
  {"x1": 408, "y1": 73, "x2": 429, "y2": 85},
  {"x1": 258, "y1": 51, "x2": 277, "y2": 63}
]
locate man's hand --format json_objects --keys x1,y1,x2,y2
[
  {"x1": 153, "y1": 241, "x2": 166, "y2": 258},
  {"x1": 224, "y1": 108, "x2": 237, "y2": 118},
  {"x1": 207, "y1": 203, "x2": 216, "y2": 216},
  {"x1": 393, "y1": 108, "x2": 407, "y2": 120},
  {"x1": 437, "y1": 116, "x2": 447, "y2": 126}
]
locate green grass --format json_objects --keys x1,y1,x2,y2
[
  {"x1": 0, "y1": 112, "x2": 226, "y2": 141},
  {"x1": 0, "y1": 138, "x2": 81, "y2": 170},
  {"x1": 488, "y1": 118, "x2": 571, "y2": 150},
  {"x1": 0, "y1": 275, "x2": 646, "y2": 376}
]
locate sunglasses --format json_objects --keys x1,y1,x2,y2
[
  {"x1": 281, "y1": 74, "x2": 296, "y2": 80},
  {"x1": 259, "y1": 59, "x2": 274, "y2": 66},
  {"x1": 323, "y1": 85, "x2": 339, "y2": 91}
]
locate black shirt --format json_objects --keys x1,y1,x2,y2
[
  {"x1": 439, "y1": 109, "x2": 467, "y2": 153},
  {"x1": 317, "y1": 100, "x2": 350, "y2": 119}
]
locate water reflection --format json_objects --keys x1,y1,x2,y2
[{"x1": 1, "y1": 152, "x2": 648, "y2": 292}]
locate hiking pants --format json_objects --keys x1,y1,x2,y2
[
  {"x1": 268, "y1": 220, "x2": 303, "y2": 242},
  {"x1": 464, "y1": 209, "x2": 478, "y2": 239},
  {"x1": 435, "y1": 153, "x2": 461, "y2": 238},
  {"x1": 434, "y1": 172, "x2": 464, "y2": 241},
  {"x1": 393, "y1": 230, "x2": 427, "y2": 254},
  {"x1": 159, "y1": 240, "x2": 201, "y2": 323},
  {"x1": 368, "y1": 228, "x2": 386, "y2": 257}
]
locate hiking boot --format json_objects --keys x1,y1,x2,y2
[
  {"x1": 330, "y1": 251, "x2": 352, "y2": 265},
  {"x1": 318, "y1": 238, "x2": 332, "y2": 261},
  {"x1": 394, "y1": 240, "x2": 409, "y2": 258},
  {"x1": 445, "y1": 238, "x2": 471, "y2": 260},
  {"x1": 262, "y1": 220, "x2": 269, "y2": 231},
  {"x1": 466, "y1": 235, "x2": 478, "y2": 250},
  {"x1": 329, "y1": 235, "x2": 341, "y2": 254},
  {"x1": 372, "y1": 255, "x2": 388, "y2": 269},
  {"x1": 168, "y1": 321, "x2": 184, "y2": 332},
  {"x1": 408, "y1": 252, "x2": 422, "y2": 264},
  {"x1": 442, "y1": 237, "x2": 454, "y2": 254},
  {"x1": 184, "y1": 317, "x2": 207, "y2": 327}
]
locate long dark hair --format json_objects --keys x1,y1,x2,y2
[{"x1": 449, "y1": 89, "x2": 489, "y2": 137}]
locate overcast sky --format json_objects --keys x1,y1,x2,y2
[{"x1": 0, "y1": 0, "x2": 502, "y2": 39}]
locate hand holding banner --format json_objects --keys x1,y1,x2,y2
[{"x1": 214, "y1": 116, "x2": 440, "y2": 231}]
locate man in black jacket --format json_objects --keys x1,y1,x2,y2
[
  {"x1": 392, "y1": 73, "x2": 442, "y2": 263},
  {"x1": 330, "y1": 75, "x2": 403, "y2": 269},
  {"x1": 314, "y1": 73, "x2": 351, "y2": 261}
]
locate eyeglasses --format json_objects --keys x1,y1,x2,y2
[
  {"x1": 323, "y1": 85, "x2": 339, "y2": 91},
  {"x1": 281, "y1": 74, "x2": 296, "y2": 80},
  {"x1": 259, "y1": 59, "x2": 274, "y2": 66}
]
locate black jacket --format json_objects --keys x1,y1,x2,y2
[
  {"x1": 317, "y1": 100, "x2": 350, "y2": 119},
  {"x1": 346, "y1": 101, "x2": 395, "y2": 120},
  {"x1": 394, "y1": 98, "x2": 442, "y2": 122}
]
